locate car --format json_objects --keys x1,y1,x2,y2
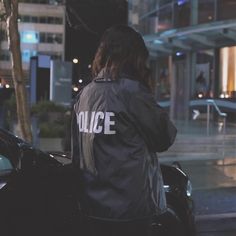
[
  {"x1": 0, "y1": 128, "x2": 195, "y2": 236},
  {"x1": 154, "y1": 162, "x2": 195, "y2": 236}
]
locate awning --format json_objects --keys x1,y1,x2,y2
[{"x1": 143, "y1": 19, "x2": 236, "y2": 57}]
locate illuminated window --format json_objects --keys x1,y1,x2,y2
[
  {"x1": 21, "y1": 31, "x2": 39, "y2": 44},
  {"x1": 220, "y1": 46, "x2": 236, "y2": 98},
  {"x1": 0, "y1": 50, "x2": 10, "y2": 61},
  {"x1": 22, "y1": 50, "x2": 37, "y2": 62}
]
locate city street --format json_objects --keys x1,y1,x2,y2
[
  {"x1": 161, "y1": 158, "x2": 236, "y2": 236},
  {"x1": 158, "y1": 123, "x2": 236, "y2": 236},
  {"x1": 185, "y1": 159, "x2": 236, "y2": 236}
]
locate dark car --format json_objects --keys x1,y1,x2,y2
[{"x1": 0, "y1": 128, "x2": 195, "y2": 236}]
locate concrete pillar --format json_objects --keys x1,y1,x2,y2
[
  {"x1": 190, "y1": 52, "x2": 197, "y2": 98},
  {"x1": 213, "y1": 48, "x2": 220, "y2": 97},
  {"x1": 169, "y1": 55, "x2": 175, "y2": 121},
  {"x1": 185, "y1": 52, "x2": 193, "y2": 121},
  {"x1": 191, "y1": 0, "x2": 198, "y2": 25}
]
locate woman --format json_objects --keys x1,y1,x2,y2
[{"x1": 71, "y1": 25, "x2": 177, "y2": 236}]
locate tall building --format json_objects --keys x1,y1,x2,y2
[
  {"x1": 128, "y1": 0, "x2": 236, "y2": 122},
  {"x1": 0, "y1": 0, "x2": 65, "y2": 86}
]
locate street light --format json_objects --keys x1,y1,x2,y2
[{"x1": 73, "y1": 58, "x2": 79, "y2": 64}]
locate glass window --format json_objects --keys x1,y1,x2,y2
[
  {"x1": 39, "y1": 16, "x2": 46, "y2": 24},
  {"x1": 198, "y1": 0, "x2": 215, "y2": 24},
  {"x1": 155, "y1": 57, "x2": 170, "y2": 101},
  {"x1": 22, "y1": 50, "x2": 32, "y2": 62},
  {"x1": 21, "y1": 31, "x2": 39, "y2": 43},
  {"x1": 31, "y1": 16, "x2": 38, "y2": 23},
  {"x1": 53, "y1": 34, "x2": 62, "y2": 44},
  {"x1": 39, "y1": 32, "x2": 46, "y2": 43},
  {"x1": 217, "y1": 0, "x2": 236, "y2": 21},
  {"x1": 159, "y1": 0, "x2": 172, "y2": 6},
  {"x1": 194, "y1": 50, "x2": 214, "y2": 99},
  {"x1": 219, "y1": 47, "x2": 236, "y2": 98},
  {"x1": 174, "y1": 0, "x2": 191, "y2": 28},
  {"x1": 0, "y1": 154, "x2": 13, "y2": 174},
  {"x1": 0, "y1": 30, "x2": 7, "y2": 41},
  {"x1": 47, "y1": 33, "x2": 54, "y2": 43},
  {"x1": 22, "y1": 15, "x2": 30, "y2": 22},
  {"x1": 48, "y1": 17, "x2": 54, "y2": 24},
  {"x1": 156, "y1": 4, "x2": 173, "y2": 32},
  {"x1": 0, "y1": 50, "x2": 10, "y2": 61},
  {"x1": 54, "y1": 17, "x2": 63, "y2": 24}
]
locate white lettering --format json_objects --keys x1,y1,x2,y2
[
  {"x1": 84, "y1": 111, "x2": 89, "y2": 132},
  {"x1": 77, "y1": 112, "x2": 84, "y2": 131},
  {"x1": 104, "y1": 112, "x2": 116, "y2": 134},
  {"x1": 76, "y1": 111, "x2": 116, "y2": 134},
  {"x1": 89, "y1": 111, "x2": 95, "y2": 133},
  {"x1": 93, "y1": 112, "x2": 104, "y2": 133}
]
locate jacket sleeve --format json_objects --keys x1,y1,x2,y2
[
  {"x1": 71, "y1": 107, "x2": 80, "y2": 168},
  {"x1": 71, "y1": 92, "x2": 83, "y2": 168},
  {"x1": 128, "y1": 86, "x2": 177, "y2": 153}
]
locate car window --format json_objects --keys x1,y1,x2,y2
[{"x1": 0, "y1": 154, "x2": 14, "y2": 175}]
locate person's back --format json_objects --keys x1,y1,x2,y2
[{"x1": 71, "y1": 25, "x2": 177, "y2": 236}]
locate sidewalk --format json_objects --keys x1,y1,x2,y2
[
  {"x1": 159, "y1": 121, "x2": 236, "y2": 235},
  {"x1": 159, "y1": 120, "x2": 236, "y2": 161}
]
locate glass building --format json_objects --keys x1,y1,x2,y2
[{"x1": 128, "y1": 0, "x2": 236, "y2": 122}]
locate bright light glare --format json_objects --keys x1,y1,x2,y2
[
  {"x1": 21, "y1": 31, "x2": 38, "y2": 43},
  {"x1": 73, "y1": 87, "x2": 79, "y2": 92},
  {"x1": 5, "y1": 84, "x2": 10, "y2": 88},
  {"x1": 78, "y1": 79, "x2": 83, "y2": 83},
  {"x1": 221, "y1": 47, "x2": 228, "y2": 93},
  {"x1": 198, "y1": 93, "x2": 203, "y2": 98},
  {"x1": 73, "y1": 58, "x2": 79, "y2": 64}
]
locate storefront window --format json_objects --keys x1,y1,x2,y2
[
  {"x1": 155, "y1": 58, "x2": 170, "y2": 101},
  {"x1": 220, "y1": 47, "x2": 236, "y2": 98},
  {"x1": 173, "y1": 0, "x2": 190, "y2": 28},
  {"x1": 156, "y1": 4, "x2": 173, "y2": 32},
  {"x1": 217, "y1": 0, "x2": 236, "y2": 21},
  {"x1": 194, "y1": 50, "x2": 214, "y2": 99},
  {"x1": 198, "y1": 0, "x2": 215, "y2": 24}
]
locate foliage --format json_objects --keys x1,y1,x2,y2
[
  {"x1": 4, "y1": 94, "x2": 17, "y2": 130},
  {"x1": 4, "y1": 97, "x2": 70, "y2": 138},
  {"x1": 38, "y1": 122, "x2": 65, "y2": 138},
  {"x1": 31, "y1": 100, "x2": 70, "y2": 138},
  {"x1": 31, "y1": 100, "x2": 67, "y2": 114}
]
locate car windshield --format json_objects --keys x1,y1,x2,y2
[{"x1": 0, "y1": 154, "x2": 14, "y2": 176}]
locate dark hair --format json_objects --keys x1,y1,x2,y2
[{"x1": 92, "y1": 25, "x2": 151, "y2": 89}]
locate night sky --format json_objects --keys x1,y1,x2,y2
[{"x1": 65, "y1": 0, "x2": 128, "y2": 84}]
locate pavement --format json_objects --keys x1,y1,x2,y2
[{"x1": 159, "y1": 121, "x2": 236, "y2": 236}]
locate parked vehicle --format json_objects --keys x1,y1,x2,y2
[{"x1": 0, "y1": 128, "x2": 195, "y2": 235}]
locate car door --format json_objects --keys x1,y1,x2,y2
[{"x1": 0, "y1": 140, "x2": 50, "y2": 235}]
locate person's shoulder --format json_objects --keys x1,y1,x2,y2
[{"x1": 119, "y1": 76, "x2": 147, "y2": 93}]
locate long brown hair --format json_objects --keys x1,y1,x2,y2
[{"x1": 92, "y1": 25, "x2": 151, "y2": 89}]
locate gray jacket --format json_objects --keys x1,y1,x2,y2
[{"x1": 72, "y1": 73, "x2": 177, "y2": 221}]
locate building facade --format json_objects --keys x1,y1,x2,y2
[
  {"x1": 0, "y1": 0, "x2": 65, "y2": 87},
  {"x1": 128, "y1": 0, "x2": 236, "y2": 122}
]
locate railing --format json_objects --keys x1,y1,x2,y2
[
  {"x1": 206, "y1": 99, "x2": 227, "y2": 158},
  {"x1": 206, "y1": 99, "x2": 227, "y2": 136}
]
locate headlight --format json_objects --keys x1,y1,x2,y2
[
  {"x1": 186, "y1": 180, "x2": 192, "y2": 197},
  {"x1": 163, "y1": 184, "x2": 170, "y2": 192}
]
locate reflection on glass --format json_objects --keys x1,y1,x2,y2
[
  {"x1": 156, "y1": 5, "x2": 173, "y2": 32},
  {"x1": 174, "y1": 0, "x2": 190, "y2": 28},
  {"x1": 218, "y1": 0, "x2": 236, "y2": 21},
  {"x1": 220, "y1": 47, "x2": 236, "y2": 98},
  {"x1": 198, "y1": 0, "x2": 215, "y2": 24}
]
